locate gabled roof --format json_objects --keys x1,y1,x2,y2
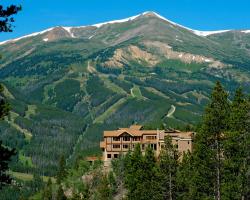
[
  {"x1": 104, "y1": 125, "x2": 164, "y2": 137},
  {"x1": 103, "y1": 124, "x2": 194, "y2": 138},
  {"x1": 129, "y1": 125, "x2": 143, "y2": 130},
  {"x1": 104, "y1": 130, "x2": 140, "y2": 137}
]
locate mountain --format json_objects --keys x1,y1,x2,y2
[{"x1": 0, "y1": 11, "x2": 250, "y2": 176}]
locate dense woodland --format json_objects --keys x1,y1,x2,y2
[
  {"x1": 1, "y1": 82, "x2": 249, "y2": 200},
  {"x1": 64, "y1": 82, "x2": 250, "y2": 200}
]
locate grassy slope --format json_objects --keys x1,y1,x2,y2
[{"x1": 10, "y1": 171, "x2": 56, "y2": 183}]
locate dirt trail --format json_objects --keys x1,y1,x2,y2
[{"x1": 167, "y1": 105, "x2": 176, "y2": 118}]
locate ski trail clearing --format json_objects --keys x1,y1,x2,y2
[{"x1": 167, "y1": 105, "x2": 176, "y2": 118}]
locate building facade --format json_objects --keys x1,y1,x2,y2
[{"x1": 100, "y1": 125, "x2": 194, "y2": 164}]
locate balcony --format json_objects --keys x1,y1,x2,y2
[
  {"x1": 121, "y1": 140, "x2": 132, "y2": 143},
  {"x1": 111, "y1": 140, "x2": 122, "y2": 144},
  {"x1": 142, "y1": 139, "x2": 157, "y2": 143},
  {"x1": 112, "y1": 148, "x2": 122, "y2": 152}
]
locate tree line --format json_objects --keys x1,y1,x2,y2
[
  {"x1": 111, "y1": 82, "x2": 250, "y2": 200},
  {"x1": 42, "y1": 81, "x2": 249, "y2": 200}
]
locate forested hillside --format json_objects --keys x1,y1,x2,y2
[
  {"x1": 19, "y1": 83, "x2": 248, "y2": 200},
  {"x1": 0, "y1": 12, "x2": 250, "y2": 199}
]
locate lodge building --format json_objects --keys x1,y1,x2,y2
[{"x1": 100, "y1": 125, "x2": 194, "y2": 164}]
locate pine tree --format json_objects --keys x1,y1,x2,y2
[
  {"x1": 123, "y1": 144, "x2": 161, "y2": 200},
  {"x1": 0, "y1": 4, "x2": 21, "y2": 32},
  {"x1": 124, "y1": 144, "x2": 143, "y2": 199},
  {"x1": 190, "y1": 82, "x2": 230, "y2": 200},
  {"x1": 176, "y1": 151, "x2": 194, "y2": 200},
  {"x1": 223, "y1": 88, "x2": 250, "y2": 199},
  {"x1": 0, "y1": 141, "x2": 16, "y2": 189},
  {"x1": 42, "y1": 178, "x2": 53, "y2": 200},
  {"x1": 246, "y1": 96, "x2": 250, "y2": 199},
  {"x1": 97, "y1": 175, "x2": 111, "y2": 200},
  {"x1": 159, "y1": 135, "x2": 179, "y2": 200},
  {"x1": 56, "y1": 185, "x2": 67, "y2": 200},
  {"x1": 108, "y1": 171, "x2": 117, "y2": 195},
  {"x1": 57, "y1": 155, "x2": 67, "y2": 184},
  {"x1": 32, "y1": 173, "x2": 44, "y2": 192},
  {"x1": 140, "y1": 146, "x2": 161, "y2": 200},
  {"x1": 0, "y1": 84, "x2": 16, "y2": 189},
  {"x1": 0, "y1": 85, "x2": 10, "y2": 120}
]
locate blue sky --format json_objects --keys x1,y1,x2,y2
[{"x1": 1, "y1": 0, "x2": 250, "y2": 42}]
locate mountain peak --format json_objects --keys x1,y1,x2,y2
[
  {"x1": 0, "y1": 11, "x2": 234, "y2": 45},
  {"x1": 142, "y1": 11, "x2": 160, "y2": 17}
]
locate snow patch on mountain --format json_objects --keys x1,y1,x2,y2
[
  {"x1": 192, "y1": 30, "x2": 230, "y2": 36},
  {"x1": 242, "y1": 30, "x2": 250, "y2": 33},
  {"x1": 144, "y1": 11, "x2": 231, "y2": 36},
  {"x1": 0, "y1": 11, "x2": 240, "y2": 45},
  {"x1": 0, "y1": 27, "x2": 54, "y2": 45},
  {"x1": 62, "y1": 27, "x2": 75, "y2": 38},
  {"x1": 92, "y1": 13, "x2": 141, "y2": 28}
]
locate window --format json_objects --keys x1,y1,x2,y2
[
  {"x1": 149, "y1": 143, "x2": 157, "y2": 150},
  {"x1": 133, "y1": 137, "x2": 141, "y2": 141},
  {"x1": 123, "y1": 144, "x2": 129, "y2": 149},
  {"x1": 141, "y1": 144, "x2": 145, "y2": 150},
  {"x1": 188, "y1": 141, "x2": 190, "y2": 144},
  {"x1": 113, "y1": 137, "x2": 120, "y2": 141},
  {"x1": 107, "y1": 154, "x2": 111, "y2": 158},
  {"x1": 114, "y1": 154, "x2": 118, "y2": 158},
  {"x1": 146, "y1": 136, "x2": 157, "y2": 140},
  {"x1": 123, "y1": 137, "x2": 130, "y2": 141},
  {"x1": 113, "y1": 144, "x2": 120, "y2": 149}
]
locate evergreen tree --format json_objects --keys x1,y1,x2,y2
[
  {"x1": 42, "y1": 178, "x2": 53, "y2": 200},
  {"x1": 190, "y1": 82, "x2": 230, "y2": 200},
  {"x1": 159, "y1": 135, "x2": 179, "y2": 200},
  {"x1": 124, "y1": 144, "x2": 143, "y2": 199},
  {"x1": 32, "y1": 173, "x2": 44, "y2": 192},
  {"x1": 140, "y1": 146, "x2": 161, "y2": 200},
  {"x1": 246, "y1": 96, "x2": 250, "y2": 199},
  {"x1": 0, "y1": 84, "x2": 16, "y2": 189},
  {"x1": 81, "y1": 183, "x2": 91, "y2": 200},
  {"x1": 108, "y1": 171, "x2": 117, "y2": 195},
  {"x1": 56, "y1": 185, "x2": 67, "y2": 200},
  {"x1": 0, "y1": 84, "x2": 10, "y2": 120},
  {"x1": 123, "y1": 144, "x2": 161, "y2": 200},
  {"x1": 57, "y1": 155, "x2": 67, "y2": 184},
  {"x1": 97, "y1": 175, "x2": 111, "y2": 200},
  {"x1": 0, "y1": 4, "x2": 21, "y2": 32},
  {"x1": 0, "y1": 141, "x2": 16, "y2": 189},
  {"x1": 223, "y1": 88, "x2": 250, "y2": 199},
  {"x1": 176, "y1": 151, "x2": 194, "y2": 200}
]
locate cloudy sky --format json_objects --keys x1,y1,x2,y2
[{"x1": 1, "y1": 0, "x2": 250, "y2": 41}]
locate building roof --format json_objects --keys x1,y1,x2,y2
[
  {"x1": 103, "y1": 125, "x2": 194, "y2": 139},
  {"x1": 129, "y1": 125, "x2": 143, "y2": 130},
  {"x1": 168, "y1": 132, "x2": 194, "y2": 139}
]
